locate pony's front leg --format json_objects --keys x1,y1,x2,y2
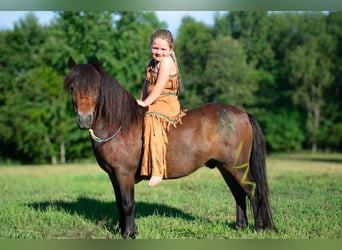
[{"x1": 109, "y1": 173, "x2": 137, "y2": 239}]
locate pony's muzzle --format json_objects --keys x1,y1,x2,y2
[{"x1": 77, "y1": 113, "x2": 93, "y2": 129}]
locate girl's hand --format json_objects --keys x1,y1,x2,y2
[{"x1": 137, "y1": 100, "x2": 146, "y2": 107}]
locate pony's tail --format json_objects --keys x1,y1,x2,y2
[{"x1": 248, "y1": 113, "x2": 276, "y2": 231}]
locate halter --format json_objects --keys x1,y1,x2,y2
[{"x1": 88, "y1": 125, "x2": 122, "y2": 143}]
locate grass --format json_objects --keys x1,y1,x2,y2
[{"x1": 0, "y1": 153, "x2": 341, "y2": 239}]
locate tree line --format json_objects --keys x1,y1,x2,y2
[{"x1": 0, "y1": 11, "x2": 341, "y2": 165}]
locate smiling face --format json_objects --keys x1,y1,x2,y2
[{"x1": 150, "y1": 38, "x2": 173, "y2": 62}]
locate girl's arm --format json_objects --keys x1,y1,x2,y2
[{"x1": 139, "y1": 57, "x2": 173, "y2": 107}]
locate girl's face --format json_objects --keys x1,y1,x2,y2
[{"x1": 150, "y1": 38, "x2": 172, "y2": 62}]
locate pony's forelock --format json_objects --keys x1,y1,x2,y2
[{"x1": 64, "y1": 64, "x2": 100, "y2": 93}]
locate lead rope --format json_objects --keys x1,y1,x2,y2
[{"x1": 88, "y1": 125, "x2": 122, "y2": 143}]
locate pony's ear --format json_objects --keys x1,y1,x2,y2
[
  {"x1": 68, "y1": 57, "x2": 76, "y2": 69},
  {"x1": 92, "y1": 58, "x2": 101, "y2": 71}
]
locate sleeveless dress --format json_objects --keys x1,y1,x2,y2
[{"x1": 140, "y1": 59, "x2": 186, "y2": 178}]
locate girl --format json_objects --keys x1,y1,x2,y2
[{"x1": 137, "y1": 29, "x2": 186, "y2": 186}]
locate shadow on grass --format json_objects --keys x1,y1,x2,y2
[{"x1": 27, "y1": 197, "x2": 205, "y2": 235}]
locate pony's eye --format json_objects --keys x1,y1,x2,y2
[{"x1": 69, "y1": 87, "x2": 73, "y2": 93}]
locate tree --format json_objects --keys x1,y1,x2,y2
[
  {"x1": 0, "y1": 13, "x2": 52, "y2": 163},
  {"x1": 223, "y1": 12, "x2": 270, "y2": 66},
  {"x1": 40, "y1": 11, "x2": 116, "y2": 73},
  {"x1": 324, "y1": 12, "x2": 342, "y2": 150},
  {"x1": 214, "y1": 12, "x2": 284, "y2": 113},
  {"x1": 0, "y1": 12, "x2": 48, "y2": 102},
  {"x1": 202, "y1": 35, "x2": 257, "y2": 108},
  {"x1": 286, "y1": 13, "x2": 335, "y2": 153},
  {"x1": 259, "y1": 110, "x2": 305, "y2": 151},
  {"x1": 176, "y1": 17, "x2": 214, "y2": 108},
  {"x1": 3, "y1": 66, "x2": 66, "y2": 164}
]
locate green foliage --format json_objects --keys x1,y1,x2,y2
[
  {"x1": 176, "y1": 17, "x2": 214, "y2": 108},
  {"x1": 0, "y1": 11, "x2": 165, "y2": 164},
  {"x1": 202, "y1": 35, "x2": 257, "y2": 107},
  {"x1": 259, "y1": 110, "x2": 305, "y2": 151},
  {"x1": 222, "y1": 12, "x2": 270, "y2": 65},
  {"x1": 285, "y1": 13, "x2": 335, "y2": 152},
  {"x1": 0, "y1": 14, "x2": 52, "y2": 163}
]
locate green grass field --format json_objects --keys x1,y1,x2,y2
[{"x1": 0, "y1": 153, "x2": 341, "y2": 239}]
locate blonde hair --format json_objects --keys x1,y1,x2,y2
[{"x1": 150, "y1": 29, "x2": 182, "y2": 90}]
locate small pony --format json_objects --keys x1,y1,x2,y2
[{"x1": 64, "y1": 57, "x2": 276, "y2": 238}]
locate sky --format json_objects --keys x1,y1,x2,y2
[{"x1": 0, "y1": 11, "x2": 225, "y2": 35}]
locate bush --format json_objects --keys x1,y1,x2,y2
[{"x1": 259, "y1": 110, "x2": 305, "y2": 152}]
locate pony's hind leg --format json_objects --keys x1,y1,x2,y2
[{"x1": 217, "y1": 167, "x2": 248, "y2": 229}]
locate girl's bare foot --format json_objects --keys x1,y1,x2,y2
[{"x1": 148, "y1": 176, "x2": 162, "y2": 186}]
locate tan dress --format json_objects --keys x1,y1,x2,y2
[{"x1": 140, "y1": 59, "x2": 186, "y2": 178}]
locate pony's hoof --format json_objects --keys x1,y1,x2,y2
[
  {"x1": 122, "y1": 228, "x2": 138, "y2": 239},
  {"x1": 235, "y1": 223, "x2": 247, "y2": 230}
]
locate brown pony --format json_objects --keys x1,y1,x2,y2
[{"x1": 64, "y1": 57, "x2": 276, "y2": 238}]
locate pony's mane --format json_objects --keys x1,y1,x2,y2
[
  {"x1": 97, "y1": 67, "x2": 140, "y2": 131},
  {"x1": 64, "y1": 64, "x2": 140, "y2": 132}
]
